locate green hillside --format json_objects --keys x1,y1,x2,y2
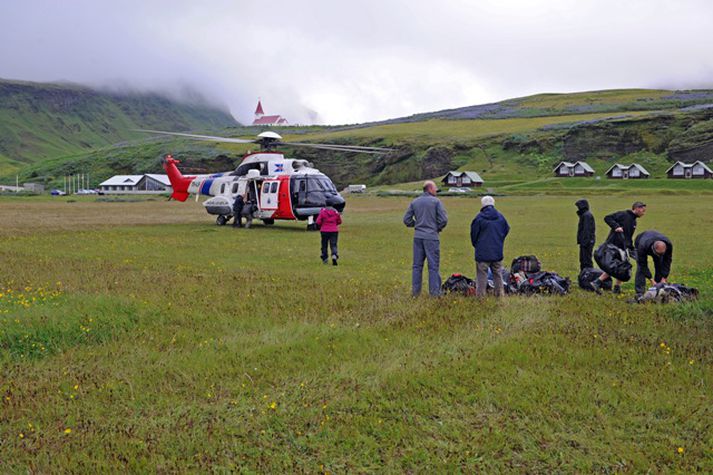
[
  {"x1": 0, "y1": 78, "x2": 237, "y2": 175},
  {"x1": 3, "y1": 87, "x2": 713, "y2": 192}
]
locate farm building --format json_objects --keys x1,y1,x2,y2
[
  {"x1": 553, "y1": 161, "x2": 595, "y2": 177},
  {"x1": 605, "y1": 163, "x2": 650, "y2": 179},
  {"x1": 665, "y1": 161, "x2": 713, "y2": 179},
  {"x1": 99, "y1": 174, "x2": 172, "y2": 194},
  {"x1": 441, "y1": 171, "x2": 484, "y2": 187}
]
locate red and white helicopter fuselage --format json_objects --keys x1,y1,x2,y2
[{"x1": 162, "y1": 151, "x2": 346, "y2": 227}]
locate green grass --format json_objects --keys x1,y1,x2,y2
[
  {"x1": 0, "y1": 194, "x2": 711, "y2": 472},
  {"x1": 287, "y1": 112, "x2": 656, "y2": 145}
]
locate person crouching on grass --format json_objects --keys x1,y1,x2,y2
[{"x1": 316, "y1": 205, "x2": 342, "y2": 265}]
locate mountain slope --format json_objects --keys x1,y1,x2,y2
[{"x1": 0, "y1": 78, "x2": 237, "y2": 174}]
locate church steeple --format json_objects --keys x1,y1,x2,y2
[{"x1": 254, "y1": 98, "x2": 264, "y2": 119}]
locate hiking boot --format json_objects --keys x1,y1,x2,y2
[
  {"x1": 590, "y1": 279, "x2": 602, "y2": 295},
  {"x1": 613, "y1": 285, "x2": 622, "y2": 294},
  {"x1": 322, "y1": 259, "x2": 328, "y2": 265},
  {"x1": 332, "y1": 256, "x2": 338, "y2": 266}
]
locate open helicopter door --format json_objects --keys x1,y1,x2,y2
[{"x1": 260, "y1": 180, "x2": 280, "y2": 211}]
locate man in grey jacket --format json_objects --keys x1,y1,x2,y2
[{"x1": 403, "y1": 180, "x2": 448, "y2": 296}]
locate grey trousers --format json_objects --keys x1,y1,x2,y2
[
  {"x1": 412, "y1": 238, "x2": 441, "y2": 296},
  {"x1": 476, "y1": 260, "x2": 504, "y2": 297}
]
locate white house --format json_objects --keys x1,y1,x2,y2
[
  {"x1": 605, "y1": 163, "x2": 650, "y2": 179},
  {"x1": 442, "y1": 171, "x2": 484, "y2": 187},
  {"x1": 666, "y1": 161, "x2": 713, "y2": 179},
  {"x1": 553, "y1": 161, "x2": 595, "y2": 177},
  {"x1": 99, "y1": 174, "x2": 172, "y2": 194}
]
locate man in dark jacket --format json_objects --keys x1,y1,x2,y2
[
  {"x1": 634, "y1": 230, "x2": 673, "y2": 296},
  {"x1": 403, "y1": 180, "x2": 448, "y2": 296},
  {"x1": 575, "y1": 199, "x2": 595, "y2": 270},
  {"x1": 471, "y1": 195, "x2": 510, "y2": 297},
  {"x1": 232, "y1": 194, "x2": 244, "y2": 228},
  {"x1": 592, "y1": 201, "x2": 646, "y2": 294}
]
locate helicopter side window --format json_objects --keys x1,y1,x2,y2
[
  {"x1": 232, "y1": 183, "x2": 239, "y2": 194},
  {"x1": 270, "y1": 182, "x2": 278, "y2": 193},
  {"x1": 220, "y1": 183, "x2": 226, "y2": 194}
]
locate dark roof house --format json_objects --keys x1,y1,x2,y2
[
  {"x1": 442, "y1": 171, "x2": 484, "y2": 187},
  {"x1": 553, "y1": 161, "x2": 595, "y2": 177},
  {"x1": 605, "y1": 163, "x2": 650, "y2": 179}
]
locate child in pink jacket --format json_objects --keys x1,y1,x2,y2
[{"x1": 316, "y1": 206, "x2": 342, "y2": 265}]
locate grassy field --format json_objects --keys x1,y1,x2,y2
[{"x1": 0, "y1": 194, "x2": 711, "y2": 472}]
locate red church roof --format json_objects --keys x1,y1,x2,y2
[
  {"x1": 255, "y1": 100, "x2": 264, "y2": 115},
  {"x1": 253, "y1": 115, "x2": 288, "y2": 125}
]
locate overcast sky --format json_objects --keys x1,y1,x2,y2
[{"x1": 1, "y1": 0, "x2": 712, "y2": 124}]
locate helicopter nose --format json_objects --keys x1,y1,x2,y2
[{"x1": 327, "y1": 194, "x2": 346, "y2": 212}]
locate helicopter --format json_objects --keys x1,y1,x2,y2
[{"x1": 138, "y1": 129, "x2": 392, "y2": 229}]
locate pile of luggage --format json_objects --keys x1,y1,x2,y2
[
  {"x1": 442, "y1": 255, "x2": 571, "y2": 296},
  {"x1": 637, "y1": 283, "x2": 699, "y2": 304}
]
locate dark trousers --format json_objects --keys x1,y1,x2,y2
[
  {"x1": 579, "y1": 243, "x2": 594, "y2": 271},
  {"x1": 320, "y1": 232, "x2": 338, "y2": 260},
  {"x1": 412, "y1": 238, "x2": 441, "y2": 296},
  {"x1": 635, "y1": 261, "x2": 651, "y2": 295},
  {"x1": 232, "y1": 204, "x2": 244, "y2": 227}
]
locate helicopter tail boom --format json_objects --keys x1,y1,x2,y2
[{"x1": 162, "y1": 155, "x2": 195, "y2": 202}]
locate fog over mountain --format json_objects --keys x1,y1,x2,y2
[{"x1": 1, "y1": 0, "x2": 712, "y2": 124}]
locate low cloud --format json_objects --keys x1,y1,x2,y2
[{"x1": 1, "y1": 0, "x2": 712, "y2": 124}]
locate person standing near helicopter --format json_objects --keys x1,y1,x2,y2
[
  {"x1": 316, "y1": 205, "x2": 342, "y2": 265},
  {"x1": 232, "y1": 193, "x2": 244, "y2": 228}
]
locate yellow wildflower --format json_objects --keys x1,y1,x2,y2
[{"x1": 64, "y1": 428, "x2": 72, "y2": 434}]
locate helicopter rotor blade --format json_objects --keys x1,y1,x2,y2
[
  {"x1": 134, "y1": 129, "x2": 257, "y2": 144},
  {"x1": 278, "y1": 142, "x2": 393, "y2": 154}
]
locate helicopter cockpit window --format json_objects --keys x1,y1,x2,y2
[
  {"x1": 270, "y1": 182, "x2": 278, "y2": 193},
  {"x1": 260, "y1": 163, "x2": 268, "y2": 175}
]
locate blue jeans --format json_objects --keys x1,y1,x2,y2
[{"x1": 412, "y1": 238, "x2": 441, "y2": 296}]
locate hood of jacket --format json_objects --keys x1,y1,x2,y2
[
  {"x1": 479, "y1": 205, "x2": 500, "y2": 220},
  {"x1": 575, "y1": 199, "x2": 589, "y2": 215}
]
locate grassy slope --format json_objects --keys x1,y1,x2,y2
[
  {"x1": 0, "y1": 79, "x2": 237, "y2": 174},
  {"x1": 4, "y1": 88, "x2": 713, "y2": 192},
  {"x1": 0, "y1": 194, "x2": 711, "y2": 472}
]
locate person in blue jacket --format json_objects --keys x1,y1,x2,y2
[{"x1": 470, "y1": 195, "x2": 510, "y2": 297}]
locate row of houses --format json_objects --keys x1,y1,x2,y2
[{"x1": 553, "y1": 161, "x2": 713, "y2": 179}]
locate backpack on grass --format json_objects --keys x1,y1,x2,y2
[
  {"x1": 510, "y1": 255, "x2": 541, "y2": 274},
  {"x1": 442, "y1": 274, "x2": 476, "y2": 296}
]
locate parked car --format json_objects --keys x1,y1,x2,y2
[{"x1": 50, "y1": 189, "x2": 66, "y2": 196}]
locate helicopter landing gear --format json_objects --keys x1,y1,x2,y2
[
  {"x1": 262, "y1": 218, "x2": 275, "y2": 226},
  {"x1": 306, "y1": 215, "x2": 318, "y2": 231},
  {"x1": 216, "y1": 215, "x2": 228, "y2": 226}
]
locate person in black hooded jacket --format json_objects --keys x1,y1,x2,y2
[{"x1": 575, "y1": 199, "x2": 595, "y2": 270}]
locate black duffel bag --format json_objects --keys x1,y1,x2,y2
[
  {"x1": 578, "y1": 267, "x2": 613, "y2": 291},
  {"x1": 594, "y1": 243, "x2": 632, "y2": 282}
]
